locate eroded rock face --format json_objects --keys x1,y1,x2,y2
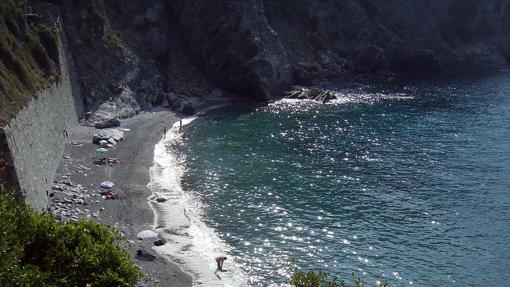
[
  {"x1": 86, "y1": 87, "x2": 140, "y2": 127},
  {"x1": 59, "y1": 0, "x2": 510, "y2": 106},
  {"x1": 167, "y1": 0, "x2": 293, "y2": 100},
  {"x1": 168, "y1": 0, "x2": 510, "y2": 97},
  {"x1": 264, "y1": 0, "x2": 510, "y2": 75}
]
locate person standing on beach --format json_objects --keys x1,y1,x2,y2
[
  {"x1": 179, "y1": 118, "x2": 183, "y2": 131},
  {"x1": 215, "y1": 256, "x2": 227, "y2": 271},
  {"x1": 163, "y1": 127, "x2": 166, "y2": 139}
]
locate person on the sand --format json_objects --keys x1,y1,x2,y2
[{"x1": 215, "y1": 256, "x2": 227, "y2": 271}]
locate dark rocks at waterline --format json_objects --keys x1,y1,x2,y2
[
  {"x1": 181, "y1": 102, "x2": 195, "y2": 115},
  {"x1": 286, "y1": 88, "x2": 337, "y2": 104},
  {"x1": 154, "y1": 239, "x2": 167, "y2": 246},
  {"x1": 167, "y1": 95, "x2": 196, "y2": 115},
  {"x1": 156, "y1": 197, "x2": 168, "y2": 203}
]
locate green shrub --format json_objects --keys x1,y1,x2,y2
[
  {"x1": 0, "y1": 183, "x2": 142, "y2": 286},
  {"x1": 103, "y1": 28, "x2": 123, "y2": 48},
  {"x1": 290, "y1": 271, "x2": 388, "y2": 287}
]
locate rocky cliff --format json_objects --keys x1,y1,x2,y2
[
  {"x1": 170, "y1": 0, "x2": 510, "y2": 95},
  {"x1": 8, "y1": 0, "x2": 510, "y2": 123}
]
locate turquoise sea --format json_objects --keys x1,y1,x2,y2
[{"x1": 180, "y1": 74, "x2": 510, "y2": 286}]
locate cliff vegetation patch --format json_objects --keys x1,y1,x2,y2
[{"x1": 0, "y1": 0, "x2": 59, "y2": 126}]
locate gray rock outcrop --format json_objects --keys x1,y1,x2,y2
[
  {"x1": 286, "y1": 88, "x2": 337, "y2": 103},
  {"x1": 86, "y1": 87, "x2": 140, "y2": 127},
  {"x1": 57, "y1": 0, "x2": 510, "y2": 106},
  {"x1": 92, "y1": 129, "x2": 124, "y2": 145}
]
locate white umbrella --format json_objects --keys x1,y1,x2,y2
[
  {"x1": 137, "y1": 230, "x2": 158, "y2": 240},
  {"x1": 100, "y1": 181, "x2": 115, "y2": 189}
]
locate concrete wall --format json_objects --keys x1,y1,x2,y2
[{"x1": 3, "y1": 30, "x2": 79, "y2": 212}]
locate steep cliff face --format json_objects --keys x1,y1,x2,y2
[
  {"x1": 56, "y1": 0, "x2": 215, "y2": 124},
  {"x1": 172, "y1": 0, "x2": 510, "y2": 94},
  {"x1": 168, "y1": 0, "x2": 292, "y2": 100},
  {"x1": 54, "y1": 0, "x2": 510, "y2": 112},
  {"x1": 263, "y1": 0, "x2": 510, "y2": 78}
]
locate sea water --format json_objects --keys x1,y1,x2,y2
[{"x1": 169, "y1": 74, "x2": 510, "y2": 286}]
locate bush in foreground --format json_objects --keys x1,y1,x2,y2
[
  {"x1": 290, "y1": 271, "x2": 388, "y2": 287},
  {"x1": 0, "y1": 183, "x2": 142, "y2": 286}
]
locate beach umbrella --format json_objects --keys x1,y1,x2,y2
[
  {"x1": 96, "y1": 147, "x2": 108, "y2": 153},
  {"x1": 100, "y1": 181, "x2": 115, "y2": 189},
  {"x1": 137, "y1": 230, "x2": 158, "y2": 240},
  {"x1": 99, "y1": 140, "x2": 108, "y2": 146}
]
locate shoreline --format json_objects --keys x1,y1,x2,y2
[
  {"x1": 50, "y1": 109, "x2": 192, "y2": 286},
  {"x1": 147, "y1": 104, "x2": 248, "y2": 286}
]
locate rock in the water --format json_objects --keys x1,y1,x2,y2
[
  {"x1": 154, "y1": 239, "x2": 167, "y2": 246},
  {"x1": 156, "y1": 197, "x2": 167, "y2": 203},
  {"x1": 94, "y1": 118, "x2": 121, "y2": 129},
  {"x1": 286, "y1": 88, "x2": 337, "y2": 103}
]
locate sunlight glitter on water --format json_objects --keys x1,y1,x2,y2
[{"x1": 180, "y1": 75, "x2": 510, "y2": 286}]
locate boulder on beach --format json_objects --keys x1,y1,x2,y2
[
  {"x1": 92, "y1": 129, "x2": 124, "y2": 144},
  {"x1": 154, "y1": 239, "x2": 167, "y2": 246}
]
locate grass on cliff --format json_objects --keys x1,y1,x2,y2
[
  {"x1": 0, "y1": 0, "x2": 59, "y2": 126},
  {"x1": 0, "y1": 183, "x2": 142, "y2": 286}
]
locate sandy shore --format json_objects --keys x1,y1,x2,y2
[{"x1": 51, "y1": 109, "x2": 192, "y2": 286}]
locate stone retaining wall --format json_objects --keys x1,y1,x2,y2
[{"x1": 2, "y1": 29, "x2": 79, "y2": 211}]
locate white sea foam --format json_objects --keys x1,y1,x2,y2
[
  {"x1": 147, "y1": 115, "x2": 249, "y2": 287},
  {"x1": 273, "y1": 89, "x2": 415, "y2": 107}
]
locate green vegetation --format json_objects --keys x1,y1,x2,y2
[
  {"x1": 103, "y1": 28, "x2": 123, "y2": 48},
  {"x1": 0, "y1": 183, "x2": 142, "y2": 286},
  {"x1": 0, "y1": 0, "x2": 59, "y2": 126},
  {"x1": 290, "y1": 271, "x2": 388, "y2": 287}
]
